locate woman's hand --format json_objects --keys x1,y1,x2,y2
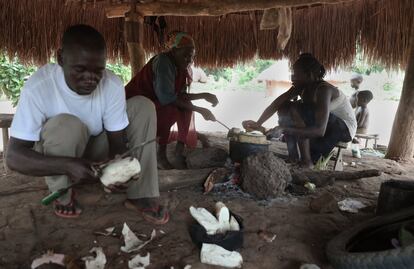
[
  {"x1": 203, "y1": 93, "x2": 219, "y2": 107},
  {"x1": 242, "y1": 120, "x2": 262, "y2": 132},
  {"x1": 199, "y1": 108, "x2": 216, "y2": 121}
]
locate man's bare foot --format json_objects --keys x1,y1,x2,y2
[
  {"x1": 158, "y1": 155, "x2": 173, "y2": 170},
  {"x1": 157, "y1": 145, "x2": 173, "y2": 170},
  {"x1": 173, "y1": 141, "x2": 187, "y2": 169},
  {"x1": 197, "y1": 132, "x2": 211, "y2": 148},
  {"x1": 54, "y1": 193, "x2": 82, "y2": 219},
  {"x1": 299, "y1": 160, "x2": 314, "y2": 169},
  {"x1": 286, "y1": 157, "x2": 299, "y2": 164},
  {"x1": 158, "y1": 144, "x2": 173, "y2": 170},
  {"x1": 173, "y1": 154, "x2": 187, "y2": 169},
  {"x1": 124, "y1": 198, "x2": 169, "y2": 225}
]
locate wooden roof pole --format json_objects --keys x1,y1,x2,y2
[
  {"x1": 106, "y1": 0, "x2": 355, "y2": 18},
  {"x1": 124, "y1": 0, "x2": 145, "y2": 75},
  {"x1": 386, "y1": 23, "x2": 414, "y2": 161}
]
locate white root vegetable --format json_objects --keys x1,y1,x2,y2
[
  {"x1": 128, "y1": 253, "x2": 150, "y2": 269},
  {"x1": 100, "y1": 157, "x2": 141, "y2": 187},
  {"x1": 121, "y1": 223, "x2": 156, "y2": 253},
  {"x1": 200, "y1": 243, "x2": 243, "y2": 268},
  {"x1": 215, "y1": 202, "x2": 231, "y2": 233},
  {"x1": 31, "y1": 251, "x2": 65, "y2": 269},
  {"x1": 189, "y1": 206, "x2": 221, "y2": 235},
  {"x1": 190, "y1": 204, "x2": 241, "y2": 234},
  {"x1": 82, "y1": 247, "x2": 107, "y2": 269},
  {"x1": 229, "y1": 216, "x2": 240, "y2": 231}
]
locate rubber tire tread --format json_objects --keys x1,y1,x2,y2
[{"x1": 326, "y1": 206, "x2": 414, "y2": 269}]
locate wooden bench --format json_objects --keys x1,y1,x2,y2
[
  {"x1": 332, "y1": 141, "x2": 348, "y2": 171},
  {"x1": 0, "y1": 114, "x2": 14, "y2": 172},
  {"x1": 354, "y1": 133, "x2": 379, "y2": 149}
]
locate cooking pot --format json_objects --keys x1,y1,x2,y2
[
  {"x1": 229, "y1": 132, "x2": 270, "y2": 162},
  {"x1": 376, "y1": 180, "x2": 414, "y2": 215}
]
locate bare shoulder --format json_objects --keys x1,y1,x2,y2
[{"x1": 316, "y1": 81, "x2": 338, "y2": 100}]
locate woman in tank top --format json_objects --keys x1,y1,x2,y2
[{"x1": 243, "y1": 53, "x2": 357, "y2": 168}]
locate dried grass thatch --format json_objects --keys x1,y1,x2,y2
[{"x1": 0, "y1": 0, "x2": 413, "y2": 69}]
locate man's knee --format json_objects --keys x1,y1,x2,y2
[
  {"x1": 127, "y1": 96, "x2": 156, "y2": 118},
  {"x1": 41, "y1": 114, "x2": 89, "y2": 144},
  {"x1": 45, "y1": 113, "x2": 86, "y2": 128}
]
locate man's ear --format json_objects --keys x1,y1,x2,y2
[{"x1": 57, "y1": 49, "x2": 64, "y2": 67}]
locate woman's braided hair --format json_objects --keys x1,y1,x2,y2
[{"x1": 293, "y1": 53, "x2": 326, "y2": 80}]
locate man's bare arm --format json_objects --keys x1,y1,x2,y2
[
  {"x1": 7, "y1": 137, "x2": 97, "y2": 181},
  {"x1": 283, "y1": 86, "x2": 332, "y2": 138}
]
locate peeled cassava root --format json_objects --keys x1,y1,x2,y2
[
  {"x1": 189, "y1": 202, "x2": 240, "y2": 235},
  {"x1": 99, "y1": 157, "x2": 141, "y2": 187},
  {"x1": 190, "y1": 206, "x2": 222, "y2": 235},
  {"x1": 200, "y1": 243, "x2": 243, "y2": 268}
]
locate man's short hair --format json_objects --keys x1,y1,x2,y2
[
  {"x1": 358, "y1": 90, "x2": 373, "y2": 102},
  {"x1": 62, "y1": 24, "x2": 106, "y2": 51}
]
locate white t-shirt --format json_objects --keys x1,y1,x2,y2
[{"x1": 11, "y1": 64, "x2": 129, "y2": 141}]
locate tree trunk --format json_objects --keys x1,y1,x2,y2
[
  {"x1": 386, "y1": 23, "x2": 414, "y2": 160},
  {"x1": 124, "y1": 11, "x2": 146, "y2": 76}
]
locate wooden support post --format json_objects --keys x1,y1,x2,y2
[
  {"x1": 124, "y1": 5, "x2": 145, "y2": 76},
  {"x1": 0, "y1": 114, "x2": 14, "y2": 174},
  {"x1": 386, "y1": 24, "x2": 414, "y2": 160},
  {"x1": 333, "y1": 147, "x2": 343, "y2": 171}
]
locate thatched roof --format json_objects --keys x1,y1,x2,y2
[{"x1": 0, "y1": 0, "x2": 413, "y2": 69}]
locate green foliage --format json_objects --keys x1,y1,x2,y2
[
  {"x1": 237, "y1": 65, "x2": 256, "y2": 85},
  {"x1": 0, "y1": 55, "x2": 35, "y2": 106},
  {"x1": 235, "y1": 59, "x2": 272, "y2": 85},
  {"x1": 204, "y1": 58, "x2": 274, "y2": 85},
  {"x1": 351, "y1": 52, "x2": 384, "y2": 75},
  {"x1": 106, "y1": 62, "x2": 131, "y2": 84},
  {"x1": 204, "y1": 67, "x2": 233, "y2": 82},
  {"x1": 383, "y1": 82, "x2": 395, "y2": 92},
  {"x1": 314, "y1": 151, "x2": 335, "y2": 171},
  {"x1": 255, "y1": 59, "x2": 274, "y2": 73}
]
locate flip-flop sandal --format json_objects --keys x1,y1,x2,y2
[
  {"x1": 124, "y1": 200, "x2": 170, "y2": 225},
  {"x1": 54, "y1": 191, "x2": 82, "y2": 219}
]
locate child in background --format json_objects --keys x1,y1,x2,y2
[
  {"x1": 355, "y1": 90, "x2": 374, "y2": 134},
  {"x1": 351, "y1": 90, "x2": 374, "y2": 158},
  {"x1": 349, "y1": 74, "x2": 364, "y2": 108}
]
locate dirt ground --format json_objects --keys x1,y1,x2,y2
[{"x1": 1, "y1": 133, "x2": 414, "y2": 269}]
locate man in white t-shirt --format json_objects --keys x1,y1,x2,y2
[{"x1": 6, "y1": 24, "x2": 169, "y2": 224}]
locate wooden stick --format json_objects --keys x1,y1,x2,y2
[
  {"x1": 0, "y1": 168, "x2": 214, "y2": 197},
  {"x1": 104, "y1": 0, "x2": 356, "y2": 18},
  {"x1": 291, "y1": 169, "x2": 382, "y2": 187},
  {"x1": 158, "y1": 168, "x2": 214, "y2": 191}
]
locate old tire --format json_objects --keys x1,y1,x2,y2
[{"x1": 326, "y1": 206, "x2": 414, "y2": 269}]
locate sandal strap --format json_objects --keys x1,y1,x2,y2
[
  {"x1": 54, "y1": 190, "x2": 80, "y2": 214},
  {"x1": 140, "y1": 205, "x2": 161, "y2": 213}
]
